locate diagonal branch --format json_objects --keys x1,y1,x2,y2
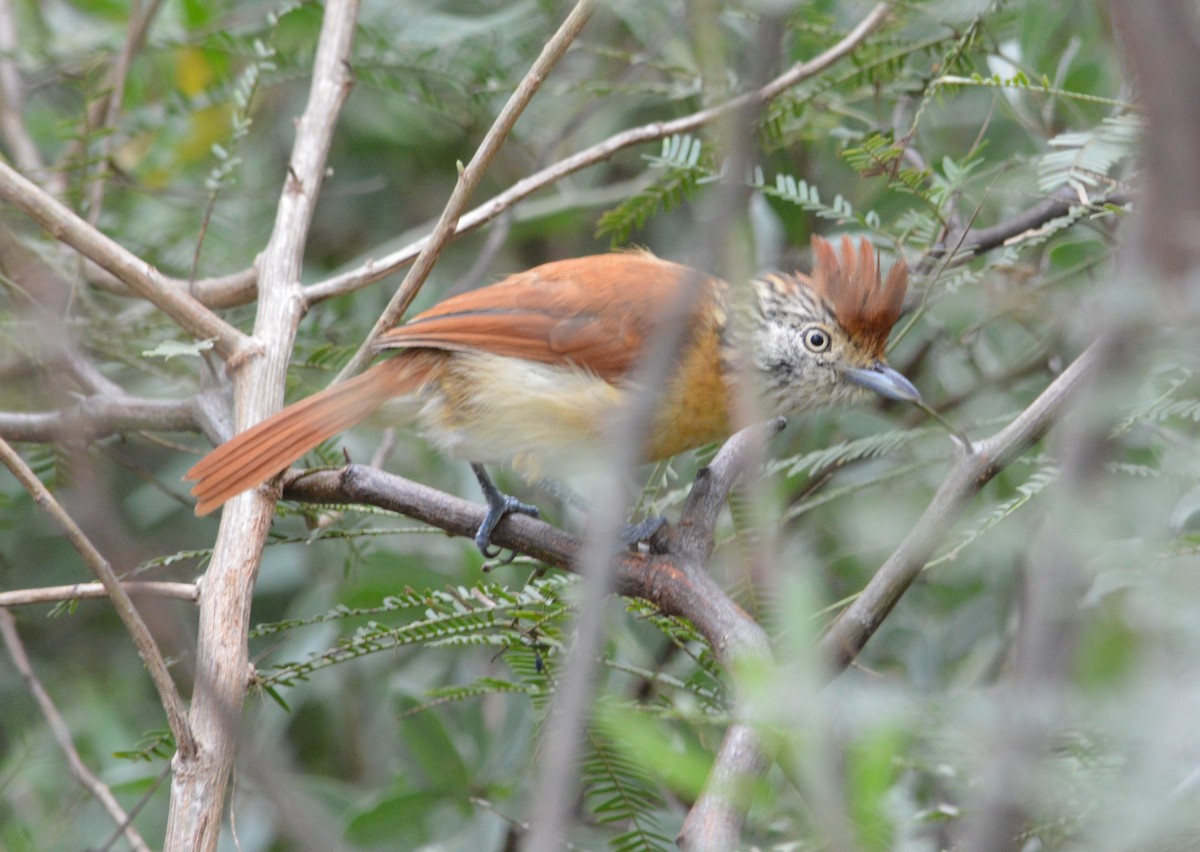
[
  {"x1": 0, "y1": 609, "x2": 152, "y2": 852},
  {"x1": 0, "y1": 0, "x2": 46, "y2": 184},
  {"x1": 819, "y1": 342, "x2": 1101, "y2": 671},
  {"x1": 0, "y1": 160, "x2": 250, "y2": 359},
  {"x1": 0, "y1": 437, "x2": 195, "y2": 758}
]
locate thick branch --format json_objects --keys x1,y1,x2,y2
[
  {"x1": 289, "y1": 419, "x2": 784, "y2": 851},
  {"x1": 165, "y1": 3, "x2": 361, "y2": 849}
]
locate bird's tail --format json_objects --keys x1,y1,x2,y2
[{"x1": 186, "y1": 355, "x2": 437, "y2": 515}]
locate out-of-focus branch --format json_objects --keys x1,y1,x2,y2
[
  {"x1": 339, "y1": 0, "x2": 597, "y2": 378},
  {"x1": 941, "y1": 186, "x2": 1133, "y2": 261},
  {"x1": 303, "y1": 3, "x2": 893, "y2": 307},
  {"x1": 961, "y1": 2, "x2": 1200, "y2": 848},
  {"x1": 0, "y1": 395, "x2": 200, "y2": 443},
  {"x1": 0, "y1": 437, "x2": 195, "y2": 758},
  {"x1": 0, "y1": 0, "x2": 47, "y2": 184},
  {"x1": 0, "y1": 161, "x2": 250, "y2": 360},
  {"x1": 84, "y1": 0, "x2": 165, "y2": 225},
  {"x1": 0, "y1": 609, "x2": 152, "y2": 852},
  {"x1": 85, "y1": 261, "x2": 260, "y2": 309}
]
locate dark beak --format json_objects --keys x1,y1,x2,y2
[{"x1": 843, "y1": 362, "x2": 922, "y2": 404}]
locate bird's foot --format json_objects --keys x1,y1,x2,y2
[
  {"x1": 472, "y1": 464, "x2": 540, "y2": 563},
  {"x1": 619, "y1": 516, "x2": 669, "y2": 552}
]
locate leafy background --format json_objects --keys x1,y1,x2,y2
[{"x1": 3, "y1": 0, "x2": 1196, "y2": 850}]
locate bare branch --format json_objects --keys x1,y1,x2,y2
[
  {"x1": 0, "y1": 609, "x2": 153, "y2": 852},
  {"x1": 85, "y1": 261, "x2": 260, "y2": 309},
  {"x1": 939, "y1": 186, "x2": 1134, "y2": 262},
  {"x1": 0, "y1": 437, "x2": 195, "y2": 757},
  {"x1": 165, "y1": 2, "x2": 361, "y2": 848},
  {"x1": 0, "y1": 582, "x2": 199, "y2": 608},
  {"x1": 84, "y1": 0, "x2": 165, "y2": 226},
  {"x1": 0, "y1": 0, "x2": 47, "y2": 184},
  {"x1": 288, "y1": 421, "x2": 782, "y2": 850}
]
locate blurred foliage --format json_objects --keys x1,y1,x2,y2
[{"x1": 3, "y1": 0, "x2": 1199, "y2": 850}]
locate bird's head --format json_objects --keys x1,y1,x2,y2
[{"x1": 750, "y1": 235, "x2": 920, "y2": 414}]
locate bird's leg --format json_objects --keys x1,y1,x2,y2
[{"x1": 471, "y1": 463, "x2": 540, "y2": 561}]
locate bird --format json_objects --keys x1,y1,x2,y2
[{"x1": 185, "y1": 235, "x2": 920, "y2": 554}]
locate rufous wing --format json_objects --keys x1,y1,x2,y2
[{"x1": 376, "y1": 254, "x2": 719, "y2": 382}]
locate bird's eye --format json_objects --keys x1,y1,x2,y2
[{"x1": 802, "y1": 327, "x2": 831, "y2": 353}]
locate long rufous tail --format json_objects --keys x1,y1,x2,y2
[{"x1": 186, "y1": 355, "x2": 437, "y2": 515}]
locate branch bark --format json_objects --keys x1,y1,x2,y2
[
  {"x1": 0, "y1": 395, "x2": 200, "y2": 443},
  {"x1": 820, "y1": 342, "x2": 1100, "y2": 671}
]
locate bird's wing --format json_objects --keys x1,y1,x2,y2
[{"x1": 376, "y1": 254, "x2": 719, "y2": 382}]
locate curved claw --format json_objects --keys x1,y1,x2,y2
[{"x1": 471, "y1": 464, "x2": 540, "y2": 560}]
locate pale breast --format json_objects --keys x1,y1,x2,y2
[{"x1": 414, "y1": 351, "x2": 627, "y2": 480}]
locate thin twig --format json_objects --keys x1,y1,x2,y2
[
  {"x1": 0, "y1": 395, "x2": 199, "y2": 443},
  {"x1": 0, "y1": 437, "x2": 195, "y2": 757},
  {"x1": 0, "y1": 582, "x2": 199, "y2": 608},
  {"x1": 0, "y1": 609, "x2": 152, "y2": 852},
  {"x1": 338, "y1": 0, "x2": 597, "y2": 379},
  {"x1": 85, "y1": 0, "x2": 165, "y2": 226}
]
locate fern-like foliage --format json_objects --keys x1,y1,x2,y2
[
  {"x1": 768, "y1": 426, "x2": 938, "y2": 481},
  {"x1": 597, "y1": 135, "x2": 709, "y2": 245},
  {"x1": 252, "y1": 575, "x2": 571, "y2": 691},
  {"x1": 761, "y1": 168, "x2": 872, "y2": 227},
  {"x1": 582, "y1": 726, "x2": 675, "y2": 851},
  {"x1": 1037, "y1": 114, "x2": 1141, "y2": 193}
]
